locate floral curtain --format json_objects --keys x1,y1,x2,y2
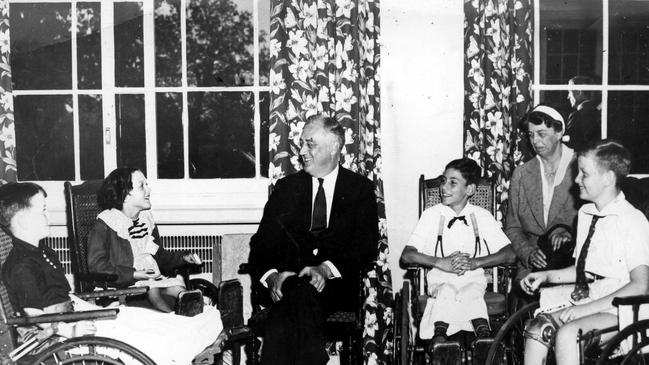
[
  {"x1": 464, "y1": 0, "x2": 533, "y2": 220},
  {"x1": 268, "y1": 0, "x2": 392, "y2": 364},
  {"x1": 0, "y1": 1, "x2": 16, "y2": 184}
]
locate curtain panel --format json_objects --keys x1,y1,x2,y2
[
  {"x1": 0, "y1": 1, "x2": 16, "y2": 184},
  {"x1": 268, "y1": 0, "x2": 392, "y2": 363},
  {"x1": 464, "y1": 0, "x2": 533, "y2": 221}
]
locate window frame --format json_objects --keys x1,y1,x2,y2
[
  {"x1": 533, "y1": 0, "x2": 649, "y2": 177},
  {"x1": 10, "y1": 0, "x2": 270, "y2": 226}
]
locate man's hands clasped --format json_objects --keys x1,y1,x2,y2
[{"x1": 266, "y1": 263, "x2": 333, "y2": 303}]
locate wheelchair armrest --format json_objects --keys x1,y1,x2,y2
[
  {"x1": 612, "y1": 295, "x2": 649, "y2": 307},
  {"x1": 6, "y1": 308, "x2": 119, "y2": 326},
  {"x1": 78, "y1": 272, "x2": 118, "y2": 283},
  {"x1": 75, "y1": 287, "x2": 149, "y2": 301},
  {"x1": 238, "y1": 263, "x2": 251, "y2": 274}
]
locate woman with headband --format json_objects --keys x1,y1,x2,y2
[{"x1": 505, "y1": 105, "x2": 582, "y2": 301}]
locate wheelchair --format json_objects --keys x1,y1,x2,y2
[
  {"x1": 393, "y1": 174, "x2": 518, "y2": 365},
  {"x1": 394, "y1": 263, "x2": 516, "y2": 365},
  {"x1": 484, "y1": 291, "x2": 649, "y2": 365},
  {"x1": 0, "y1": 229, "x2": 155, "y2": 364}
]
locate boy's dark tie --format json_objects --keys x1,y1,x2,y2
[
  {"x1": 447, "y1": 216, "x2": 467, "y2": 229},
  {"x1": 571, "y1": 215, "x2": 603, "y2": 301},
  {"x1": 311, "y1": 178, "x2": 326, "y2": 233}
]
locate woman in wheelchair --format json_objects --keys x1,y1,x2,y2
[
  {"x1": 88, "y1": 167, "x2": 202, "y2": 312},
  {"x1": 0, "y1": 182, "x2": 223, "y2": 364},
  {"x1": 400, "y1": 158, "x2": 515, "y2": 347},
  {"x1": 520, "y1": 140, "x2": 649, "y2": 365}
]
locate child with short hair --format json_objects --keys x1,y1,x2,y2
[
  {"x1": 0, "y1": 182, "x2": 223, "y2": 364},
  {"x1": 400, "y1": 158, "x2": 515, "y2": 344},
  {"x1": 521, "y1": 140, "x2": 649, "y2": 365}
]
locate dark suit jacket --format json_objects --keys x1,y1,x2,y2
[
  {"x1": 566, "y1": 100, "x2": 601, "y2": 152},
  {"x1": 248, "y1": 167, "x2": 379, "y2": 306},
  {"x1": 505, "y1": 155, "x2": 581, "y2": 279}
]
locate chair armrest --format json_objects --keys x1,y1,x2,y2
[
  {"x1": 78, "y1": 272, "x2": 118, "y2": 283},
  {"x1": 6, "y1": 308, "x2": 119, "y2": 326},
  {"x1": 75, "y1": 287, "x2": 149, "y2": 301},
  {"x1": 224, "y1": 326, "x2": 254, "y2": 343},
  {"x1": 238, "y1": 263, "x2": 251, "y2": 274},
  {"x1": 612, "y1": 295, "x2": 649, "y2": 307}
]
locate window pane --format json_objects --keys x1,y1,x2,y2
[
  {"x1": 259, "y1": 91, "x2": 269, "y2": 177},
  {"x1": 540, "y1": 0, "x2": 602, "y2": 84},
  {"x1": 79, "y1": 95, "x2": 104, "y2": 180},
  {"x1": 609, "y1": 0, "x2": 649, "y2": 84},
  {"x1": 15, "y1": 95, "x2": 74, "y2": 181},
  {"x1": 607, "y1": 91, "x2": 649, "y2": 174},
  {"x1": 114, "y1": 2, "x2": 144, "y2": 87},
  {"x1": 10, "y1": 3, "x2": 72, "y2": 90},
  {"x1": 188, "y1": 92, "x2": 255, "y2": 178},
  {"x1": 155, "y1": 0, "x2": 182, "y2": 87},
  {"x1": 157, "y1": 92, "x2": 184, "y2": 179},
  {"x1": 186, "y1": 0, "x2": 254, "y2": 86},
  {"x1": 77, "y1": 3, "x2": 102, "y2": 89},
  {"x1": 116, "y1": 94, "x2": 146, "y2": 174},
  {"x1": 259, "y1": 0, "x2": 270, "y2": 86}
]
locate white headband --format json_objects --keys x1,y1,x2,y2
[{"x1": 532, "y1": 105, "x2": 565, "y2": 132}]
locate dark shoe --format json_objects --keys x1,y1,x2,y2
[{"x1": 471, "y1": 318, "x2": 491, "y2": 338}]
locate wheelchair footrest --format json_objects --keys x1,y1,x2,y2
[
  {"x1": 471, "y1": 338, "x2": 494, "y2": 365},
  {"x1": 429, "y1": 341, "x2": 463, "y2": 365}
]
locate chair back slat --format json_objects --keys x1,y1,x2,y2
[
  {"x1": 0, "y1": 230, "x2": 15, "y2": 321},
  {"x1": 64, "y1": 180, "x2": 103, "y2": 292},
  {"x1": 419, "y1": 175, "x2": 495, "y2": 217}
]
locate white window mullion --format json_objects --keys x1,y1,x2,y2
[
  {"x1": 533, "y1": 0, "x2": 540, "y2": 103},
  {"x1": 601, "y1": 0, "x2": 609, "y2": 139},
  {"x1": 101, "y1": 1, "x2": 117, "y2": 175},
  {"x1": 143, "y1": 0, "x2": 157, "y2": 178},
  {"x1": 71, "y1": 0, "x2": 81, "y2": 181},
  {"x1": 181, "y1": 0, "x2": 190, "y2": 180},
  {"x1": 253, "y1": 0, "x2": 260, "y2": 178}
]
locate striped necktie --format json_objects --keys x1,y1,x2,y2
[{"x1": 571, "y1": 215, "x2": 603, "y2": 302}]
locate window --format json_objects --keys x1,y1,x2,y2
[
  {"x1": 535, "y1": 0, "x2": 649, "y2": 173},
  {"x1": 10, "y1": 0, "x2": 271, "y2": 224}
]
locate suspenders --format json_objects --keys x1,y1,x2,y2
[{"x1": 434, "y1": 213, "x2": 491, "y2": 258}]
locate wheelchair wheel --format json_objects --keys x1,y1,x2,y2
[
  {"x1": 30, "y1": 336, "x2": 156, "y2": 365},
  {"x1": 596, "y1": 319, "x2": 649, "y2": 365},
  {"x1": 485, "y1": 301, "x2": 539, "y2": 365},
  {"x1": 190, "y1": 278, "x2": 219, "y2": 306},
  {"x1": 394, "y1": 280, "x2": 411, "y2": 365}
]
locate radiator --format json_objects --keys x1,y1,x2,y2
[{"x1": 45, "y1": 235, "x2": 221, "y2": 276}]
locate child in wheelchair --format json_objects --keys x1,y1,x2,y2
[
  {"x1": 0, "y1": 182, "x2": 223, "y2": 364},
  {"x1": 520, "y1": 140, "x2": 649, "y2": 365},
  {"x1": 400, "y1": 158, "x2": 515, "y2": 352}
]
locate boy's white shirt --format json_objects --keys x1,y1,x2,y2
[{"x1": 408, "y1": 202, "x2": 510, "y2": 287}]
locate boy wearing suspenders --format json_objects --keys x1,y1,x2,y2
[{"x1": 400, "y1": 158, "x2": 515, "y2": 346}]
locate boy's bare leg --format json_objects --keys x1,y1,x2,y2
[
  {"x1": 161, "y1": 285, "x2": 185, "y2": 299},
  {"x1": 524, "y1": 337, "x2": 550, "y2": 365},
  {"x1": 147, "y1": 287, "x2": 173, "y2": 312},
  {"x1": 554, "y1": 312, "x2": 617, "y2": 365}
]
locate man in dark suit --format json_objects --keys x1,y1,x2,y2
[
  {"x1": 248, "y1": 115, "x2": 379, "y2": 365},
  {"x1": 565, "y1": 76, "x2": 601, "y2": 152}
]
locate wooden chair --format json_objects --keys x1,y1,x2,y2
[
  {"x1": 64, "y1": 180, "x2": 149, "y2": 303},
  {"x1": 238, "y1": 262, "x2": 366, "y2": 365}
]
